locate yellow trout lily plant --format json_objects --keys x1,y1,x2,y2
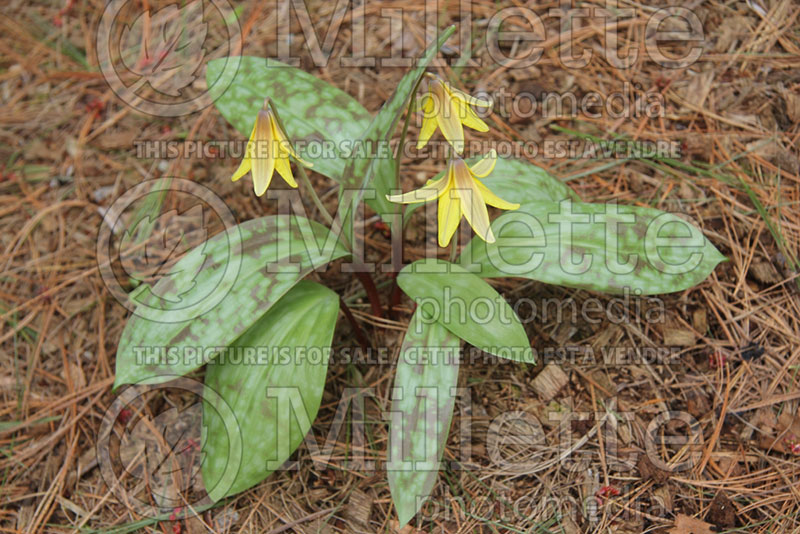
[{"x1": 112, "y1": 27, "x2": 726, "y2": 528}]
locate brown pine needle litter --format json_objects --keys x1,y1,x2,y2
[{"x1": 1, "y1": 1, "x2": 799, "y2": 533}]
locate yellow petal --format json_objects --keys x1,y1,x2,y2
[
  {"x1": 231, "y1": 122, "x2": 257, "y2": 182},
  {"x1": 386, "y1": 175, "x2": 449, "y2": 204},
  {"x1": 437, "y1": 186, "x2": 461, "y2": 247},
  {"x1": 269, "y1": 119, "x2": 297, "y2": 188},
  {"x1": 231, "y1": 152, "x2": 251, "y2": 182},
  {"x1": 294, "y1": 153, "x2": 313, "y2": 167},
  {"x1": 474, "y1": 179, "x2": 519, "y2": 210},
  {"x1": 251, "y1": 110, "x2": 275, "y2": 196},
  {"x1": 452, "y1": 158, "x2": 494, "y2": 243},
  {"x1": 274, "y1": 154, "x2": 298, "y2": 188},
  {"x1": 252, "y1": 157, "x2": 275, "y2": 196},
  {"x1": 454, "y1": 98, "x2": 489, "y2": 132},
  {"x1": 416, "y1": 94, "x2": 438, "y2": 150},
  {"x1": 434, "y1": 83, "x2": 464, "y2": 154},
  {"x1": 271, "y1": 112, "x2": 312, "y2": 167},
  {"x1": 469, "y1": 149, "x2": 497, "y2": 178},
  {"x1": 445, "y1": 83, "x2": 493, "y2": 107}
]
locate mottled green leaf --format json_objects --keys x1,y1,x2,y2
[
  {"x1": 397, "y1": 259, "x2": 533, "y2": 363},
  {"x1": 480, "y1": 157, "x2": 579, "y2": 204},
  {"x1": 460, "y1": 199, "x2": 726, "y2": 294},
  {"x1": 114, "y1": 215, "x2": 348, "y2": 388},
  {"x1": 340, "y1": 26, "x2": 457, "y2": 228},
  {"x1": 402, "y1": 156, "x2": 579, "y2": 221},
  {"x1": 389, "y1": 307, "x2": 460, "y2": 527},
  {"x1": 202, "y1": 281, "x2": 339, "y2": 501},
  {"x1": 207, "y1": 56, "x2": 372, "y2": 182}
]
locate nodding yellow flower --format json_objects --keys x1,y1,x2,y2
[
  {"x1": 386, "y1": 150, "x2": 519, "y2": 247},
  {"x1": 417, "y1": 73, "x2": 492, "y2": 154},
  {"x1": 231, "y1": 102, "x2": 311, "y2": 196}
]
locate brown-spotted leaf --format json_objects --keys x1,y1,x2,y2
[
  {"x1": 114, "y1": 215, "x2": 348, "y2": 388},
  {"x1": 460, "y1": 199, "x2": 726, "y2": 295},
  {"x1": 202, "y1": 281, "x2": 339, "y2": 501},
  {"x1": 397, "y1": 259, "x2": 534, "y2": 363},
  {"x1": 388, "y1": 307, "x2": 460, "y2": 527},
  {"x1": 118, "y1": 203, "x2": 208, "y2": 301}
]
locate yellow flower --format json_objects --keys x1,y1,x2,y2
[
  {"x1": 386, "y1": 150, "x2": 519, "y2": 247},
  {"x1": 417, "y1": 73, "x2": 493, "y2": 154},
  {"x1": 231, "y1": 103, "x2": 311, "y2": 196}
]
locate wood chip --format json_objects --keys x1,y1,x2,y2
[
  {"x1": 530, "y1": 364, "x2": 569, "y2": 401},
  {"x1": 692, "y1": 308, "x2": 708, "y2": 335},
  {"x1": 343, "y1": 488, "x2": 372, "y2": 528},
  {"x1": 662, "y1": 324, "x2": 697, "y2": 347}
]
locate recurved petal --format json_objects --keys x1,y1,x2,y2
[
  {"x1": 288, "y1": 140, "x2": 313, "y2": 167},
  {"x1": 386, "y1": 175, "x2": 450, "y2": 204},
  {"x1": 250, "y1": 111, "x2": 275, "y2": 196},
  {"x1": 437, "y1": 188, "x2": 462, "y2": 247},
  {"x1": 474, "y1": 178, "x2": 519, "y2": 210},
  {"x1": 231, "y1": 151, "x2": 251, "y2": 182},
  {"x1": 271, "y1": 114, "x2": 312, "y2": 168},
  {"x1": 445, "y1": 83, "x2": 492, "y2": 107},
  {"x1": 454, "y1": 98, "x2": 489, "y2": 132},
  {"x1": 437, "y1": 92, "x2": 465, "y2": 154},
  {"x1": 469, "y1": 149, "x2": 497, "y2": 178},
  {"x1": 231, "y1": 121, "x2": 258, "y2": 182},
  {"x1": 293, "y1": 153, "x2": 313, "y2": 167},
  {"x1": 274, "y1": 154, "x2": 298, "y2": 188},
  {"x1": 416, "y1": 94, "x2": 438, "y2": 150},
  {"x1": 452, "y1": 158, "x2": 494, "y2": 243},
  {"x1": 251, "y1": 155, "x2": 275, "y2": 196}
]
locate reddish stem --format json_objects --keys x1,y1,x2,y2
[
  {"x1": 339, "y1": 297, "x2": 371, "y2": 353},
  {"x1": 388, "y1": 273, "x2": 403, "y2": 320},
  {"x1": 354, "y1": 271, "x2": 383, "y2": 318}
]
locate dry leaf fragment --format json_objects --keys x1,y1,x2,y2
[
  {"x1": 637, "y1": 454, "x2": 671, "y2": 484},
  {"x1": 708, "y1": 492, "x2": 736, "y2": 529},
  {"x1": 668, "y1": 514, "x2": 715, "y2": 534}
]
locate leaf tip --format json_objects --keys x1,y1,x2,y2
[
  {"x1": 111, "y1": 376, "x2": 127, "y2": 393},
  {"x1": 396, "y1": 507, "x2": 415, "y2": 529},
  {"x1": 112, "y1": 368, "x2": 136, "y2": 392},
  {"x1": 520, "y1": 346, "x2": 536, "y2": 365}
]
